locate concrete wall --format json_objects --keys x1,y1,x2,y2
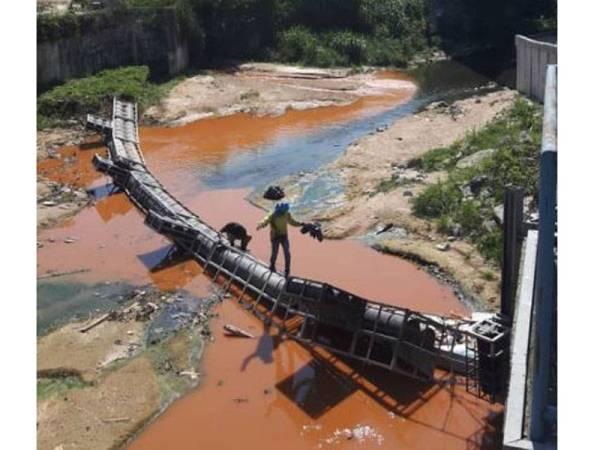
[
  {"x1": 37, "y1": 9, "x2": 189, "y2": 88},
  {"x1": 515, "y1": 34, "x2": 557, "y2": 102}
]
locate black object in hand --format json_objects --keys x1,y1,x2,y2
[{"x1": 300, "y1": 222, "x2": 323, "y2": 242}]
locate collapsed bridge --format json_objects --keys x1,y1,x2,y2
[{"x1": 89, "y1": 98, "x2": 510, "y2": 401}]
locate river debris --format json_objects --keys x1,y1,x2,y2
[
  {"x1": 38, "y1": 179, "x2": 90, "y2": 206},
  {"x1": 37, "y1": 268, "x2": 90, "y2": 280},
  {"x1": 179, "y1": 370, "x2": 200, "y2": 381},
  {"x1": 320, "y1": 424, "x2": 384, "y2": 446},
  {"x1": 223, "y1": 323, "x2": 255, "y2": 338},
  {"x1": 102, "y1": 417, "x2": 131, "y2": 423},
  {"x1": 436, "y1": 242, "x2": 451, "y2": 252}
]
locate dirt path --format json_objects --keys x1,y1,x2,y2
[
  {"x1": 144, "y1": 63, "x2": 416, "y2": 126},
  {"x1": 255, "y1": 89, "x2": 518, "y2": 309}
]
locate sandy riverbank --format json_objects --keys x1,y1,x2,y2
[
  {"x1": 251, "y1": 89, "x2": 518, "y2": 309},
  {"x1": 143, "y1": 63, "x2": 416, "y2": 126}
]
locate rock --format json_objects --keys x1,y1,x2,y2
[
  {"x1": 42, "y1": 200, "x2": 57, "y2": 207},
  {"x1": 459, "y1": 184, "x2": 473, "y2": 198},
  {"x1": 456, "y1": 149, "x2": 497, "y2": 169},
  {"x1": 468, "y1": 175, "x2": 489, "y2": 195},
  {"x1": 63, "y1": 237, "x2": 78, "y2": 244},
  {"x1": 403, "y1": 190, "x2": 413, "y2": 197},
  {"x1": 524, "y1": 196, "x2": 535, "y2": 211},
  {"x1": 180, "y1": 370, "x2": 199, "y2": 381},
  {"x1": 451, "y1": 224, "x2": 463, "y2": 237},
  {"x1": 479, "y1": 188, "x2": 492, "y2": 199},
  {"x1": 436, "y1": 243, "x2": 450, "y2": 251},
  {"x1": 483, "y1": 220, "x2": 497, "y2": 233},
  {"x1": 447, "y1": 236, "x2": 457, "y2": 242},
  {"x1": 376, "y1": 125, "x2": 388, "y2": 133},
  {"x1": 493, "y1": 204, "x2": 504, "y2": 225},
  {"x1": 426, "y1": 101, "x2": 448, "y2": 110},
  {"x1": 37, "y1": 242, "x2": 43, "y2": 248},
  {"x1": 127, "y1": 330, "x2": 134, "y2": 336}
]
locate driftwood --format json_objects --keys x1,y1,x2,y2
[
  {"x1": 102, "y1": 417, "x2": 131, "y2": 423},
  {"x1": 78, "y1": 312, "x2": 114, "y2": 333},
  {"x1": 223, "y1": 324, "x2": 254, "y2": 338}
]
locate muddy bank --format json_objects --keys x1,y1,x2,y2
[
  {"x1": 37, "y1": 130, "x2": 100, "y2": 229},
  {"x1": 144, "y1": 63, "x2": 416, "y2": 126},
  {"x1": 250, "y1": 89, "x2": 517, "y2": 308},
  {"x1": 37, "y1": 287, "x2": 222, "y2": 450}
]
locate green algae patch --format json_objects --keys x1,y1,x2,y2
[{"x1": 37, "y1": 369, "x2": 92, "y2": 400}]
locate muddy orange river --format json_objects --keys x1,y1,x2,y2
[{"x1": 38, "y1": 72, "x2": 501, "y2": 449}]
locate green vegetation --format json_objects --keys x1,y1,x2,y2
[
  {"x1": 411, "y1": 97, "x2": 543, "y2": 264},
  {"x1": 276, "y1": 26, "x2": 422, "y2": 67},
  {"x1": 39, "y1": 0, "x2": 556, "y2": 66},
  {"x1": 371, "y1": 173, "x2": 411, "y2": 196},
  {"x1": 37, "y1": 66, "x2": 181, "y2": 129},
  {"x1": 37, "y1": 370, "x2": 91, "y2": 400}
]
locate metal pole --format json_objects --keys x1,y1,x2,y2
[
  {"x1": 501, "y1": 186, "x2": 524, "y2": 319},
  {"x1": 530, "y1": 64, "x2": 557, "y2": 441}
]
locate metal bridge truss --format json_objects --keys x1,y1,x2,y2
[{"x1": 88, "y1": 99, "x2": 510, "y2": 402}]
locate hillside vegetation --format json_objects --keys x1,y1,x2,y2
[
  {"x1": 410, "y1": 97, "x2": 543, "y2": 263},
  {"x1": 39, "y1": 0, "x2": 556, "y2": 68}
]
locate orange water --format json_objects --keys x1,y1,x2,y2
[{"x1": 37, "y1": 71, "x2": 501, "y2": 449}]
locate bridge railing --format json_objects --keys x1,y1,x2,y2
[{"x1": 503, "y1": 64, "x2": 557, "y2": 449}]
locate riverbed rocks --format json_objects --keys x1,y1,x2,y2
[
  {"x1": 456, "y1": 148, "x2": 497, "y2": 169},
  {"x1": 37, "y1": 178, "x2": 91, "y2": 229}
]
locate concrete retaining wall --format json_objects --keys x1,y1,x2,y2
[
  {"x1": 515, "y1": 34, "x2": 557, "y2": 102},
  {"x1": 37, "y1": 9, "x2": 189, "y2": 88}
]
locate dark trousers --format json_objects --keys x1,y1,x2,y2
[{"x1": 270, "y1": 235, "x2": 291, "y2": 276}]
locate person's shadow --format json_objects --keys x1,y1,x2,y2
[{"x1": 240, "y1": 322, "x2": 284, "y2": 371}]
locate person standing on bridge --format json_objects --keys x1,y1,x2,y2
[{"x1": 257, "y1": 202, "x2": 304, "y2": 278}]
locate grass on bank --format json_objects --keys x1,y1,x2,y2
[
  {"x1": 37, "y1": 66, "x2": 181, "y2": 130},
  {"x1": 409, "y1": 97, "x2": 543, "y2": 264}
]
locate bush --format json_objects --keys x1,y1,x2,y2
[
  {"x1": 411, "y1": 96, "x2": 543, "y2": 264},
  {"x1": 277, "y1": 26, "x2": 319, "y2": 63},
  {"x1": 37, "y1": 66, "x2": 179, "y2": 127},
  {"x1": 327, "y1": 31, "x2": 367, "y2": 65},
  {"x1": 412, "y1": 181, "x2": 461, "y2": 218}
]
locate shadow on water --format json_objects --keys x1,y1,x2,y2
[
  {"x1": 241, "y1": 322, "x2": 284, "y2": 371},
  {"x1": 277, "y1": 343, "x2": 502, "y2": 446},
  {"x1": 199, "y1": 58, "x2": 503, "y2": 191}
]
